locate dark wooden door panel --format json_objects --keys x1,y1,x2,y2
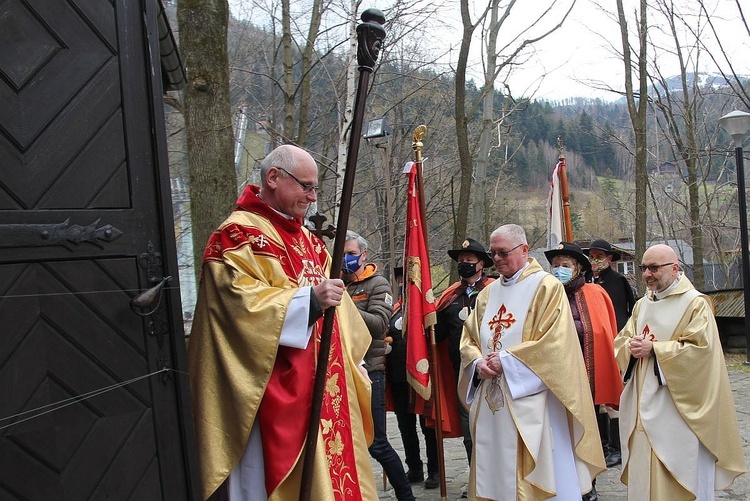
[
  {"x1": 0, "y1": 0, "x2": 197, "y2": 498},
  {"x1": 0, "y1": 260, "x2": 159, "y2": 498}
]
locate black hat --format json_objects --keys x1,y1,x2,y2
[
  {"x1": 544, "y1": 242, "x2": 592, "y2": 272},
  {"x1": 447, "y1": 238, "x2": 494, "y2": 268},
  {"x1": 584, "y1": 238, "x2": 621, "y2": 261}
]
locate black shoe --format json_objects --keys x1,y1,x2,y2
[
  {"x1": 406, "y1": 469, "x2": 424, "y2": 483},
  {"x1": 424, "y1": 472, "x2": 439, "y2": 489},
  {"x1": 606, "y1": 448, "x2": 622, "y2": 467}
]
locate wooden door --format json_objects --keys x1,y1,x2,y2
[{"x1": 0, "y1": 0, "x2": 198, "y2": 499}]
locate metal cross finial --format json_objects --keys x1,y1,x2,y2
[{"x1": 307, "y1": 212, "x2": 336, "y2": 240}]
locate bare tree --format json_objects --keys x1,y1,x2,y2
[
  {"x1": 455, "y1": 0, "x2": 575, "y2": 260},
  {"x1": 616, "y1": 0, "x2": 648, "y2": 293},
  {"x1": 647, "y1": 0, "x2": 707, "y2": 287}
]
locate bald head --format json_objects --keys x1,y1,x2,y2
[
  {"x1": 258, "y1": 144, "x2": 318, "y2": 218},
  {"x1": 641, "y1": 244, "x2": 680, "y2": 292}
]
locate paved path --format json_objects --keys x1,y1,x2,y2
[{"x1": 371, "y1": 371, "x2": 750, "y2": 500}]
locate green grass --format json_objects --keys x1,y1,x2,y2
[{"x1": 725, "y1": 352, "x2": 750, "y2": 373}]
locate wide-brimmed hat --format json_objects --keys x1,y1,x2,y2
[
  {"x1": 544, "y1": 242, "x2": 592, "y2": 272},
  {"x1": 584, "y1": 238, "x2": 621, "y2": 261},
  {"x1": 447, "y1": 238, "x2": 494, "y2": 268}
]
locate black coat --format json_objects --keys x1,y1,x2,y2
[
  {"x1": 385, "y1": 303, "x2": 407, "y2": 383},
  {"x1": 593, "y1": 266, "x2": 636, "y2": 331}
]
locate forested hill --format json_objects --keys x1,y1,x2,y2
[
  {"x1": 502, "y1": 98, "x2": 627, "y2": 187},
  {"x1": 223, "y1": 15, "x2": 745, "y2": 198}
]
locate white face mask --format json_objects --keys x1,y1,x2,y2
[{"x1": 551, "y1": 266, "x2": 574, "y2": 284}]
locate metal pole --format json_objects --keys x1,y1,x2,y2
[
  {"x1": 381, "y1": 141, "x2": 398, "y2": 297},
  {"x1": 733, "y1": 146, "x2": 750, "y2": 365}
]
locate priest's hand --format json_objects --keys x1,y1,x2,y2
[
  {"x1": 313, "y1": 279, "x2": 345, "y2": 309},
  {"x1": 476, "y1": 355, "x2": 502, "y2": 380},
  {"x1": 629, "y1": 335, "x2": 653, "y2": 359}
]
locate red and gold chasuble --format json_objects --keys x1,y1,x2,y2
[{"x1": 198, "y1": 186, "x2": 365, "y2": 499}]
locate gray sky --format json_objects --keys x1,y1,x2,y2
[{"x1": 230, "y1": 0, "x2": 750, "y2": 102}]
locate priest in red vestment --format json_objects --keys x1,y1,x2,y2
[{"x1": 187, "y1": 144, "x2": 377, "y2": 500}]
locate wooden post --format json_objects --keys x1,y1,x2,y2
[{"x1": 299, "y1": 9, "x2": 385, "y2": 501}]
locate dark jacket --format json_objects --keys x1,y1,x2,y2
[
  {"x1": 385, "y1": 299, "x2": 406, "y2": 383},
  {"x1": 434, "y1": 275, "x2": 494, "y2": 373},
  {"x1": 345, "y1": 263, "x2": 393, "y2": 373},
  {"x1": 593, "y1": 265, "x2": 636, "y2": 331}
]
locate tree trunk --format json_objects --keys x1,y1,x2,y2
[
  {"x1": 335, "y1": 1, "x2": 358, "y2": 223},
  {"x1": 617, "y1": 0, "x2": 648, "y2": 294},
  {"x1": 297, "y1": 0, "x2": 324, "y2": 147},
  {"x1": 473, "y1": 0, "x2": 500, "y2": 241},
  {"x1": 178, "y1": 0, "x2": 237, "y2": 281},
  {"x1": 455, "y1": 0, "x2": 477, "y2": 276},
  {"x1": 281, "y1": 0, "x2": 295, "y2": 141}
]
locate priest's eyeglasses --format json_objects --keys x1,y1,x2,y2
[
  {"x1": 638, "y1": 263, "x2": 675, "y2": 273},
  {"x1": 489, "y1": 243, "x2": 523, "y2": 259},
  {"x1": 278, "y1": 167, "x2": 318, "y2": 192}
]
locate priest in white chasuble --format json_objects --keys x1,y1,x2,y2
[
  {"x1": 458, "y1": 224, "x2": 605, "y2": 501},
  {"x1": 187, "y1": 145, "x2": 377, "y2": 501},
  {"x1": 614, "y1": 244, "x2": 746, "y2": 500}
]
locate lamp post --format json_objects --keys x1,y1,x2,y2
[
  {"x1": 364, "y1": 117, "x2": 397, "y2": 295},
  {"x1": 719, "y1": 110, "x2": 750, "y2": 364}
]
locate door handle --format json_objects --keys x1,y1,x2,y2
[{"x1": 130, "y1": 276, "x2": 172, "y2": 316}]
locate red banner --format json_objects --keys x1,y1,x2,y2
[{"x1": 403, "y1": 161, "x2": 437, "y2": 400}]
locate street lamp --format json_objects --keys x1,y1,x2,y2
[
  {"x1": 363, "y1": 116, "x2": 392, "y2": 141},
  {"x1": 719, "y1": 110, "x2": 750, "y2": 364},
  {"x1": 363, "y1": 117, "x2": 398, "y2": 294}
]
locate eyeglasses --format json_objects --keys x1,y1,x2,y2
[
  {"x1": 638, "y1": 263, "x2": 675, "y2": 273},
  {"x1": 277, "y1": 167, "x2": 318, "y2": 192},
  {"x1": 489, "y1": 243, "x2": 523, "y2": 259}
]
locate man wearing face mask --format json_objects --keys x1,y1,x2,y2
[
  {"x1": 545, "y1": 242, "x2": 623, "y2": 501},
  {"x1": 584, "y1": 239, "x2": 635, "y2": 469},
  {"x1": 430, "y1": 238, "x2": 495, "y2": 490},
  {"x1": 584, "y1": 239, "x2": 636, "y2": 331},
  {"x1": 342, "y1": 230, "x2": 415, "y2": 501}
]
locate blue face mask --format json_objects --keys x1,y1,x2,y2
[
  {"x1": 342, "y1": 253, "x2": 362, "y2": 274},
  {"x1": 551, "y1": 266, "x2": 574, "y2": 284}
]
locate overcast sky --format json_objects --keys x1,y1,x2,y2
[
  {"x1": 230, "y1": 0, "x2": 750, "y2": 102},
  {"x1": 437, "y1": 0, "x2": 750, "y2": 102}
]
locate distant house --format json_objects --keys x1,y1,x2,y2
[{"x1": 653, "y1": 160, "x2": 680, "y2": 176}]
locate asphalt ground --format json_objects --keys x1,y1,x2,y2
[{"x1": 370, "y1": 371, "x2": 750, "y2": 500}]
